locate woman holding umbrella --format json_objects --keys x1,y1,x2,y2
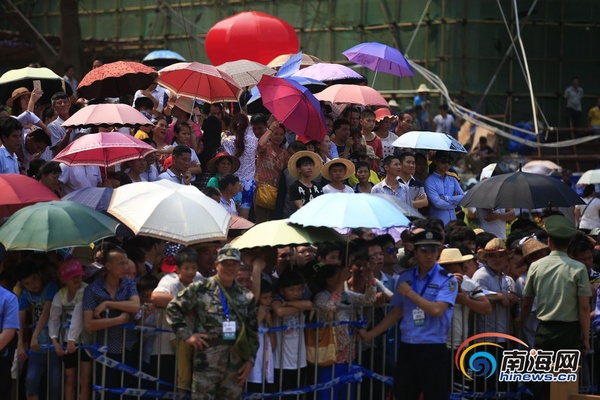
[{"x1": 255, "y1": 118, "x2": 290, "y2": 223}]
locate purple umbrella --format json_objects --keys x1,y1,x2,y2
[
  {"x1": 293, "y1": 63, "x2": 367, "y2": 85},
  {"x1": 257, "y1": 75, "x2": 328, "y2": 142},
  {"x1": 343, "y1": 42, "x2": 414, "y2": 86}
]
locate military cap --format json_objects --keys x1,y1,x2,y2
[
  {"x1": 412, "y1": 229, "x2": 443, "y2": 249},
  {"x1": 543, "y1": 215, "x2": 577, "y2": 239},
  {"x1": 217, "y1": 245, "x2": 241, "y2": 263}
]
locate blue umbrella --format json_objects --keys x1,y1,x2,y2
[
  {"x1": 392, "y1": 131, "x2": 467, "y2": 153},
  {"x1": 343, "y1": 42, "x2": 414, "y2": 86},
  {"x1": 62, "y1": 187, "x2": 114, "y2": 212},
  {"x1": 142, "y1": 50, "x2": 186, "y2": 68},
  {"x1": 289, "y1": 193, "x2": 410, "y2": 230}
]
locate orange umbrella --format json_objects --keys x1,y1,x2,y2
[
  {"x1": 157, "y1": 62, "x2": 241, "y2": 103},
  {"x1": 78, "y1": 61, "x2": 157, "y2": 99}
]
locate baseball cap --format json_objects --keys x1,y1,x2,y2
[{"x1": 59, "y1": 259, "x2": 84, "y2": 283}]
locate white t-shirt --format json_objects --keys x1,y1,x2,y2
[
  {"x1": 273, "y1": 300, "x2": 307, "y2": 369},
  {"x1": 247, "y1": 321, "x2": 274, "y2": 384},
  {"x1": 576, "y1": 197, "x2": 600, "y2": 230},
  {"x1": 322, "y1": 184, "x2": 354, "y2": 194},
  {"x1": 476, "y1": 208, "x2": 508, "y2": 239},
  {"x1": 434, "y1": 114, "x2": 455, "y2": 134},
  {"x1": 378, "y1": 130, "x2": 399, "y2": 158},
  {"x1": 59, "y1": 164, "x2": 102, "y2": 195}
]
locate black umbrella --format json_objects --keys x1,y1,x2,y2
[{"x1": 458, "y1": 171, "x2": 584, "y2": 209}]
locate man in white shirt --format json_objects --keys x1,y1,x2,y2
[
  {"x1": 157, "y1": 145, "x2": 193, "y2": 185},
  {"x1": 48, "y1": 92, "x2": 78, "y2": 156},
  {"x1": 433, "y1": 104, "x2": 458, "y2": 135},
  {"x1": 0, "y1": 116, "x2": 22, "y2": 174},
  {"x1": 59, "y1": 164, "x2": 102, "y2": 194},
  {"x1": 217, "y1": 173, "x2": 241, "y2": 215}
]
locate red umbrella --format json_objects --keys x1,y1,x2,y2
[
  {"x1": 53, "y1": 132, "x2": 157, "y2": 168},
  {"x1": 77, "y1": 61, "x2": 158, "y2": 99},
  {"x1": 315, "y1": 84, "x2": 388, "y2": 106},
  {"x1": 257, "y1": 75, "x2": 328, "y2": 142},
  {"x1": 157, "y1": 62, "x2": 241, "y2": 103},
  {"x1": 0, "y1": 174, "x2": 60, "y2": 218},
  {"x1": 62, "y1": 104, "x2": 153, "y2": 129}
]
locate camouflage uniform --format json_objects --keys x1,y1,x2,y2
[{"x1": 166, "y1": 276, "x2": 259, "y2": 400}]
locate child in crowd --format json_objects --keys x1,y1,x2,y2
[
  {"x1": 151, "y1": 247, "x2": 200, "y2": 392},
  {"x1": 353, "y1": 161, "x2": 375, "y2": 193},
  {"x1": 271, "y1": 269, "x2": 312, "y2": 399},
  {"x1": 135, "y1": 274, "x2": 160, "y2": 381},
  {"x1": 17, "y1": 262, "x2": 61, "y2": 399},
  {"x1": 247, "y1": 280, "x2": 276, "y2": 394},
  {"x1": 49, "y1": 259, "x2": 91, "y2": 400},
  {"x1": 321, "y1": 159, "x2": 355, "y2": 194},
  {"x1": 287, "y1": 150, "x2": 323, "y2": 210},
  {"x1": 0, "y1": 271, "x2": 18, "y2": 395}
]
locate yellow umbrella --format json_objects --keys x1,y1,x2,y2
[{"x1": 230, "y1": 219, "x2": 344, "y2": 250}]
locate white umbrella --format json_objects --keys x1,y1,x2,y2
[
  {"x1": 577, "y1": 169, "x2": 600, "y2": 185},
  {"x1": 107, "y1": 180, "x2": 230, "y2": 245},
  {"x1": 521, "y1": 160, "x2": 561, "y2": 176},
  {"x1": 392, "y1": 131, "x2": 467, "y2": 153}
]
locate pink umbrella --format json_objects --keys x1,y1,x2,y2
[
  {"x1": 314, "y1": 84, "x2": 388, "y2": 107},
  {"x1": 157, "y1": 61, "x2": 241, "y2": 103},
  {"x1": 53, "y1": 132, "x2": 157, "y2": 168},
  {"x1": 257, "y1": 75, "x2": 328, "y2": 142},
  {"x1": 0, "y1": 174, "x2": 60, "y2": 218},
  {"x1": 293, "y1": 63, "x2": 367, "y2": 85},
  {"x1": 62, "y1": 104, "x2": 153, "y2": 129}
]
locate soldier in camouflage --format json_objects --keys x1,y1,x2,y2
[{"x1": 166, "y1": 245, "x2": 259, "y2": 400}]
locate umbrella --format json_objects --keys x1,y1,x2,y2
[
  {"x1": 392, "y1": 131, "x2": 467, "y2": 153},
  {"x1": 0, "y1": 174, "x2": 60, "y2": 218},
  {"x1": 268, "y1": 53, "x2": 322, "y2": 69},
  {"x1": 230, "y1": 219, "x2": 344, "y2": 249},
  {"x1": 77, "y1": 61, "x2": 158, "y2": 99},
  {"x1": 0, "y1": 67, "x2": 69, "y2": 105},
  {"x1": 458, "y1": 171, "x2": 584, "y2": 209},
  {"x1": 62, "y1": 187, "x2": 114, "y2": 212},
  {"x1": 246, "y1": 75, "x2": 326, "y2": 114},
  {"x1": 577, "y1": 169, "x2": 600, "y2": 185},
  {"x1": 0, "y1": 201, "x2": 119, "y2": 251},
  {"x1": 521, "y1": 160, "x2": 561, "y2": 176},
  {"x1": 370, "y1": 193, "x2": 424, "y2": 218},
  {"x1": 229, "y1": 215, "x2": 255, "y2": 230},
  {"x1": 61, "y1": 104, "x2": 153, "y2": 129},
  {"x1": 53, "y1": 132, "x2": 157, "y2": 168},
  {"x1": 288, "y1": 193, "x2": 411, "y2": 229},
  {"x1": 107, "y1": 180, "x2": 231, "y2": 245},
  {"x1": 142, "y1": 49, "x2": 186, "y2": 67},
  {"x1": 342, "y1": 42, "x2": 414, "y2": 85},
  {"x1": 293, "y1": 63, "x2": 367, "y2": 85},
  {"x1": 314, "y1": 84, "x2": 388, "y2": 107},
  {"x1": 216, "y1": 60, "x2": 277, "y2": 88},
  {"x1": 157, "y1": 62, "x2": 241, "y2": 103},
  {"x1": 257, "y1": 75, "x2": 328, "y2": 142}
]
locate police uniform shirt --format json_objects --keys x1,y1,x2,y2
[{"x1": 391, "y1": 263, "x2": 458, "y2": 344}]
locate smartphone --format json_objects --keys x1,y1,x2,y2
[{"x1": 33, "y1": 80, "x2": 42, "y2": 91}]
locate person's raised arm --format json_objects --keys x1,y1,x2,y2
[{"x1": 579, "y1": 296, "x2": 591, "y2": 355}]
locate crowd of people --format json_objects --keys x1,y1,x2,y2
[{"x1": 0, "y1": 62, "x2": 598, "y2": 400}]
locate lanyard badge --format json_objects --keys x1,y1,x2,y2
[{"x1": 219, "y1": 287, "x2": 237, "y2": 340}]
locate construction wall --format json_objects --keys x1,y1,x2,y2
[{"x1": 1, "y1": 0, "x2": 598, "y2": 127}]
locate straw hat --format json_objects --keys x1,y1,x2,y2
[
  {"x1": 6, "y1": 87, "x2": 30, "y2": 108},
  {"x1": 477, "y1": 238, "x2": 511, "y2": 262},
  {"x1": 321, "y1": 158, "x2": 355, "y2": 181},
  {"x1": 206, "y1": 152, "x2": 240, "y2": 174},
  {"x1": 355, "y1": 145, "x2": 379, "y2": 160},
  {"x1": 287, "y1": 151, "x2": 323, "y2": 180},
  {"x1": 438, "y1": 248, "x2": 474, "y2": 265},
  {"x1": 375, "y1": 108, "x2": 398, "y2": 122},
  {"x1": 473, "y1": 228, "x2": 485, "y2": 235},
  {"x1": 388, "y1": 99, "x2": 399, "y2": 108},
  {"x1": 521, "y1": 238, "x2": 548, "y2": 259},
  {"x1": 416, "y1": 84, "x2": 431, "y2": 93}
]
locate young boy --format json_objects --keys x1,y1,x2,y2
[
  {"x1": 247, "y1": 280, "x2": 276, "y2": 394},
  {"x1": 17, "y1": 262, "x2": 61, "y2": 399},
  {"x1": 321, "y1": 158, "x2": 355, "y2": 194},
  {"x1": 151, "y1": 247, "x2": 200, "y2": 392},
  {"x1": 359, "y1": 109, "x2": 384, "y2": 171},
  {"x1": 271, "y1": 269, "x2": 313, "y2": 399},
  {"x1": 287, "y1": 150, "x2": 323, "y2": 209}
]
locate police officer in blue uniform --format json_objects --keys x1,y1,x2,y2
[{"x1": 360, "y1": 229, "x2": 458, "y2": 400}]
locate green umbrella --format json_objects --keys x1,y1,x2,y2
[
  {"x1": 230, "y1": 219, "x2": 345, "y2": 250},
  {"x1": 0, "y1": 200, "x2": 119, "y2": 251}
]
